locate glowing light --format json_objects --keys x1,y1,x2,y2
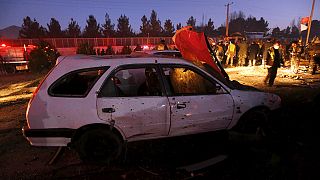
[
  {"x1": 143, "y1": 45, "x2": 149, "y2": 50},
  {"x1": 28, "y1": 45, "x2": 36, "y2": 48},
  {"x1": 1, "y1": 43, "x2": 6, "y2": 47}
]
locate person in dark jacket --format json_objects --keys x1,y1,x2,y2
[
  {"x1": 248, "y1": 41, "x2": 260, "y2": 66},
  {"x1": 308, "y1": 36, "x2": 320, "y2": 74},
  {"x1": 264, "y1": 41, "x2": 284, "y2": 86},
  {"x1": 262, "y1": 38, "x2": 273, "y2": 67},
  {"x1": 237, "y1": 38, "x2": 248, "y2": 66},
  {"x1": 215, "y1": 41, "x2": 225, "y2": 64}
]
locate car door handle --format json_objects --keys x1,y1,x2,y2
[
  {"x1": 177, "y1": 103, "x2": 186, "y2": 109},
  {"x1": 102, "y1": 108, "x2": 115, "y2": 113}
]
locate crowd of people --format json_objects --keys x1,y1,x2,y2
[
  {"x1": 210, "y1": 36, "x2": 320, "y2": 86},
  {"x1": 211, "y1": 37, "x2": 319, "y2": 69}
]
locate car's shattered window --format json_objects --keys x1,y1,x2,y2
[
  {"x1": 162, "y1": 67, "x2": 218, "y2": 96},
  {"x1": 99, "y1": 67, "x2": 163, "y2": 97},
  {"x1": 49, "y1": 67, "x2": 107, "y2": 97}
]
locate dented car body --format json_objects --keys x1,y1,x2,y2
[{"x1": 23, "y1": 54, "x2": 281, "y2": 147}]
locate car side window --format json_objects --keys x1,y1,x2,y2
[
  {"x1": 162, "y1": 66, "x2": 222, "y2": 96},
  {"x1": 49, "y1": 67, "x2": 107, "y2": 97},
  {"x1": 99, "y1": 67, "x2": 163, "y2": 97}
]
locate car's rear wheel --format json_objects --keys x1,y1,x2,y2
[{"x1": 75, "y1": 129, "x2": 122, "y2": 164}]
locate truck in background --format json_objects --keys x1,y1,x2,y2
[{"x1": 0, "y1": 44, "x2": 35, "y2": 74}]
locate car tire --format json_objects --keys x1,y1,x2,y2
[
  {"x1": 75, "y1": 129, "x2": 122, "y2": 164},
  {"x1": 5, "y1": 65, "x2": 16, "y2": 74},
  {"x1": 234, "y1": 110, "x2": 270, "y2": 141}
]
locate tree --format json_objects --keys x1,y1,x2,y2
[
  {"x1": 216, "y1": 25, "x2": 226, "y2": 36},
  {"x1": 291, "y1": 25, "x2": 300, "y2": 39},
  {"x1": 204, "y1": 18, "x2": 215, "y2": 36},
  {"x1": 176, "y1": 23, "x2": 182, "y2": 31},
  {"x1": 228, "y1": 11, "x2": 246, "y2": 34},
  {"x1": 66, "y1": 18, "x2": 81, "y2": 37},
  {"x1": 309, "y1": 20, "x2": 320, "y2": 39},
  {"x1": 245, "y1": 16, "x2": 269, "y2": 32},
  {"x1": 186, "y1": 16, "x2": 196, "y2": 27},
  {"x1": 116, "y1": 14, "x2": 134, "y2": 37},
  {"x1": 149, "y1": 10, "x2": 162, "y2": 36},
  {"x1": 83, "y1": 15, "x2": 101, "y2": 37},
  {"x1": 230, "y1": 11, "x2": 246, "y2": 20},
  {"x1": 139, "y1": 15, "x2": 150, "y2": 36},
  {"x1": 283, "y1": 26, "x2": 291, "y2": 38},
  {"x1": 102, "y1": 13, "x2": 115, "y2": 37},
  {"x1": 47, "y1": 18, "x2": 64, "y2": 37},
  {"x1": 19, "y1": 16, "x2": 47, "y2": 38},
  {"x1": 256, "y1": 17, "x2": 269, "y2": 32},
  {"x1": 163, "y1": 19, "x2": 175, "y2": 36},
  {"x1": 29, "y1": 41, "x2": 60, "y2": 73},
  {"x1": 271, "y1": 27, "x2": 282, "y2": 38}
]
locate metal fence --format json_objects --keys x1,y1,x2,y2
[{"x1": 0, "y1": 37, "x2": 174, "y2": 48}]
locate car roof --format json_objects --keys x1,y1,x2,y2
[
  {"x1": 130, "y1": 50, "x2": 181, "y2": 57},
  {"x1": 56, "y1": 54, "x2": 192, "y2": 72}
]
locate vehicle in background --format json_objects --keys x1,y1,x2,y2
[
  {"x1": 131, "y1": 50, "x2": 182, "y2": 58},
  {"x1": 0, "y1": 44, "x2": 35, "y2": 74}
]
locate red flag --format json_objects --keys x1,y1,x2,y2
[
  {"x1": 172, "y1": 26, "x2": 224, "y2": 77},
  {"x1": 300, "y1": 17, "x2": 310, "y2": 31},
  {"x1": 300, "y1": 17, "x2": 309, "y2": 24}
]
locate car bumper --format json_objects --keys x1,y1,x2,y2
[{"x1": 22, "y1": 126, "x2": 75, "y2": 146}]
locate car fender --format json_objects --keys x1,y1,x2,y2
[{"x1": 227, "y1": 90, "x2": 281, "y2": 129}]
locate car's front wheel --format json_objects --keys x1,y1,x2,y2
[
  {"x1": 233, "y1": 109, "x2": 270, "y2": 142},
  {"x1": 75, "y1": 129, "x2": 122, "y2": 164}
]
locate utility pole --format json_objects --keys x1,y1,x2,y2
[
  {"x1": 225, "y1": 2, "x2": 234, "y2": 37},
  {"x1": 306, "y1": 0, "x2": 316, "y2": 45}
]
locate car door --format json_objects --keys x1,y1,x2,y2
[
  {"x1": 161, "y1": 65, "x2": 234, "y2": 136},
  {"x1": 97, "y1": 65, "x2": 170, "y2": 141}
]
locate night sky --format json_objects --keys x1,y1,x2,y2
[{"x1": 0, "y1": 0, "x2": 319, "y2": 32}]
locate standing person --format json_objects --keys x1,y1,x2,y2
[
  {"x1": 215, "y1": 40, "x2": 225, "y2": 65},
  {"x1": 264, "y1": 41, "x2": 284, "y2": 86},
  {"x1": 157, "y1": 39, "x2": 168, "y2": 50},
  {"x1": 225, "y1": 40, "x2": 236, "y2": 67},
  {"x1": 237, "y1": 38, "x2": 248, "y2": 66},
  {"x1": 0, "y1": 55, "x2": 7, "y2": 75},
  {"x1": 248, "y1": 41, "x2": 260, "y2": 66},
  {"x1": 288, "y1": 41, "x2": 302, "y2": 73},
  {"x1": 308, "y1": 36, "x2": 320, "y2": 75},
  {"x1": 261, "y1": 38, "x2": 273, "y2": 67}
]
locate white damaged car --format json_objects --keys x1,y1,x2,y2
[{"x1": 23, "y1": 54, "x2": 281, "y2": 163}]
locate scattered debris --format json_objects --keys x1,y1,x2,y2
[
  {"x1": 138, "y1": 166, "x2": 159, "y2": 176},
  {"x1": 48, "y1": 147, "x2": 66, "y2": 165},
  {"x1": 177, "y1": 155, "x2": 228, "y2": 172}
]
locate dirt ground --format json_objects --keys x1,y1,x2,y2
[{"x1": 1, "y1": 63, "x2": 320, "y2": 179}]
